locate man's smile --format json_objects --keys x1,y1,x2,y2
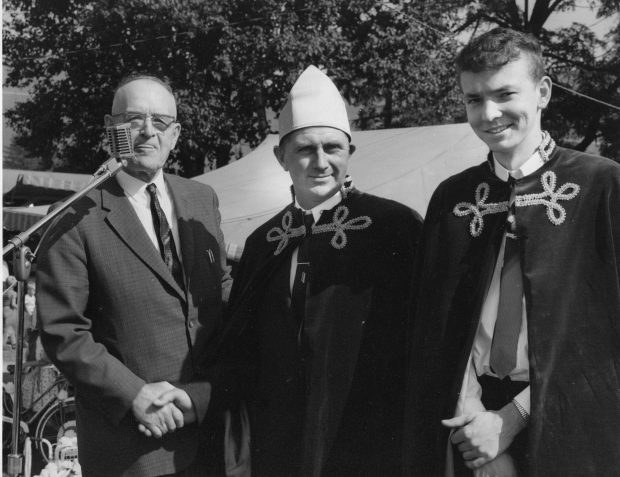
[{"x1": 484, "y1": 124, "x2": 511, "y2": 134}]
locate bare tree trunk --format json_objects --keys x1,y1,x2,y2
[{"x1": 529, "y1": 0, "x2": 568, "y2": 35}]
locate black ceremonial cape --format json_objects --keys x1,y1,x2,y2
[
  {"x1": 403, "y1": 147, "x2": 620, "y2": 476},
  {"x1": 218, "y1": 188, "x2": 422, "y2": 477}
]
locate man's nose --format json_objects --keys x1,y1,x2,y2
[
  {"x1": 481, "y1": 100, "x2": 502, "y2": 122},
  {"x1": 314, "y1": 148, "x2": 329, "y2": 170},
  {"x1": 139, "y1": 117, "x2": 157, "y2": 137}
]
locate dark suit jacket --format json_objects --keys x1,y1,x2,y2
[{"x1": 37, "y1": 173, "x2": 232, "y2": 476}]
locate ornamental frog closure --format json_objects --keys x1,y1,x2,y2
[
  {"x1": 266, "y1": 206, "x2": 372, "y2": 255},
  {"x1": 453, "y1": 171, "x2": 580, "y2": 237}
]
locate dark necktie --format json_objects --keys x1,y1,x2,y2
[
  {"x1": 490, "y1": 176, "x2": 523, "y2": 379},
  {"x1": 291, "y1": 212, "x2": 314, "y2": 347},
  {"x1": 146, "y1": 183, "x2": 184, "y2": 291}
]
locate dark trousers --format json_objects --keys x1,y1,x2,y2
[{"x1": 453, "y1": 375, "x2": 529, "y2": 476}]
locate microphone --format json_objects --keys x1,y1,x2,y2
[
  {"x1": 106, "y1": 122, "x2": 135, "y2": 164},
  {"x1": 92, "y1": 123, "x2": 135, "y2": 178}
]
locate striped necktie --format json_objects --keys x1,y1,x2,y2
[
  {"x1": 146, "y1": 183, "x2": 184, "y2": 290},
  {"x1": 490, "y1": 176, "x2": 523, "y2": 379}
]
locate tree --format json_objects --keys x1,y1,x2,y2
[
  {"x1": 338, "y1": 0, "x2": 466, "y2": 129},
  {"x1": 456, "y1": 0, "x2": 620, "y2": 161},
  {"x1": 3, "y1": 0, "x2": 464, "y2": 175},
  {"x1": 6, "y1": 1, "x2": 615, "y2": 174}
]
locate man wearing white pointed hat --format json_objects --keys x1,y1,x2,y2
[{"x1": 213, "y1": 66, "x2": 423, "y2": 476}]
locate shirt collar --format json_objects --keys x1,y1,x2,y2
[
  {"x1": 116, "y1": 169, "x2": 166, "y2": 200},
  {"x1": 492, "y1": 150, "x2": 545, "y2": 182},
  {"x1": 295, "y1": 190, "x2": 343, "y2": 223}
]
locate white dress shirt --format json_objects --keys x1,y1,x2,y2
[
  {"x1": 115, "y1": 170, "x2": 183, "y2": 263},
  {"x1": 456, "y1": 150, "x2": 546, "y2": 418},
  {"x1": 289, "y1": 191, "x2": 343, "y2": 291}
]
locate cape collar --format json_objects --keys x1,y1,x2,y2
[
  {"x1": 267, "y1": 180, "x2": 372, "y2": 255},
  {"x1": 486, "y1": 130, "x2": 556, "y2": 176}
]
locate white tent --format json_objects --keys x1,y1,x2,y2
[
  {"x1": 3, "y1": 169, "x2": 92, "y2": 194},
  {"x1": 3, "y1": 170, "x2": 92, "y2": 231},
  {"x1": 193, "y1": 123, "x2": 488, "y2": 259},
  {"x1": 3, "y1": 123, "x2": 489, "y2": 258}
]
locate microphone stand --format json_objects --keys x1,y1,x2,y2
[{"x1": 2, "y1": 158, "x2": 124, "y2": 477}]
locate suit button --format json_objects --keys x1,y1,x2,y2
[{"x1": 188, "y1": 320, "x2": 195, "y2": 328}]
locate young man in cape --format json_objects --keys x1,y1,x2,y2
[
  {"x1": 214, "y1": 65, "x2": 423, "y2": 476},
  {"x1": 403, "y1": 28, "x2": 620, "y2": 476}
]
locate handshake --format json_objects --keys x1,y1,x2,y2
[{"x1": 131, "y1": 382, "x2": 197, "y2": 438}]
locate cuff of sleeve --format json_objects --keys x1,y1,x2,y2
[
  {"x1": 110, "y1": 376, "x2": 147, "y2": 426},
  {"x1": 513, "y1": 385, "x2": 530, "y2": 414},
  {"x1": 179, "y1": 381, "x2": 212, "y2": 425},
  {"x1": 512, "y1": 397, "x2": 529, "y2": 424}
]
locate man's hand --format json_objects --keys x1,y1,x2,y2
[
  {"x1": 442, "y1": 402, "x2": 526, "y2": 469},
  {"x1": 473, "y1": 453, "x2": 518, "y2": 477},
  {"x1": 153, "y1": 388, "x2": 197, "y2": 425},
  {"x1": 132, "y1": 382, "x2": 184, "y2": 438}
]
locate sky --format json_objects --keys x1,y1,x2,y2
[{"x1": 2, "y1": 3, "x2": 619, "y2": 153}]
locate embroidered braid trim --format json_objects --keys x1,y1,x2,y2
[
  {"x1": 453, "y1": 183, "x2": 509, "y2": 237},
  {"x1": 537, "y1": 131, "x2": 556, "y2": 163},
  {"x1": 266, "y1": 204, "x2": 373, "y2": 255},
  {"x1": 266, "y1": 211, "x2": 306, "y2": 255},
  {"x1": 516, "y1": 171, "x2": 580, "y2": 225},
  {"x1": 453, "y1": 171, "x2": 580, "y2": 237},
  {"x1": 312, "y1": 205, "x2": 372, "y2": 250}
]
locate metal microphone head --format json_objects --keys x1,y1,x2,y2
[{"x1": 106, "y1": 123, "x2": 135, "y2": 164}]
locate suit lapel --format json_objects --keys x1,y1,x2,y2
[{"x1": 101, "y1": 178, "x2": 186, "y2": 300}]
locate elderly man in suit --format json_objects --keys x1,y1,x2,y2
[
  {"x1": 37, "y1": 75, "x2": 232, "y2": 476},
  {"x1": 210, "y1": 66, "x2": 423, "y2": 476}
]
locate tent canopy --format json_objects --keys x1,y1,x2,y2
[
  {"x1": 3, "y1": 124, "x2": 489, "y2": 258},
  {"x1": 3, "y1": 169, "x2": 92, "y2": 197},
  {"x1": 3, "y1": 170, "x2": 92, "y2": 232},
  {"x1": 193, "y1": 123, "x2": 488, "y2": 258}
]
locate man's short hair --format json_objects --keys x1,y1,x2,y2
[
  {"x1": 113, "y1": 74, "x2": 175, "y2": 98},
  {"x1": 455, "y1": 27, "x2": 546, "y2": 83}
]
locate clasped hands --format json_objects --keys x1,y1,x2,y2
[
  {"x1": 442, "y1": 402, "x2": 526, "y2": 477},
  {"x1": 131, "y1": 381, "x2": 197, "y2": 438}
]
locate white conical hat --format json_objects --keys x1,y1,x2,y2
[{"x1": 278, "y1": 65, "x2": 351, "y2": 141}]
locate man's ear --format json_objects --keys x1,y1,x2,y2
[
  {"x1": 104, "y1": 114, "x2": 113, "y2": 126},
  {"x1": 274, "y1": 145, "x2": 288, "y2": 171},
  {"x1": 169, "y1": 123, "x2": 182, "y2": 149},
  {"x1": 538, "y1": 76, "x2": 552, "y2": 110},
  {"x1": 349, "y1": 143, "x2": 356, "y2": 155}
]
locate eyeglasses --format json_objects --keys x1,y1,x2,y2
[{"x1": 110, "y1": 112, "x2": 176, "y2": 133}]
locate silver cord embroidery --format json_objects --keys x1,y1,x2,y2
[
  {"x1": 516, "y1": 171, "x2": 580, "y2": 225},
  {"x1": 537, "y1": 131, "x2": 556, "y2": 163},
  {"x1": 266, "y1": 205, "x2": 373, "y2": 254},
  {"x1": 453, "y1": 183, "x2": 509, "y2": 237},
  {"x1": 312, "y1": 205, "x2": 372, "y2": 249},
  {"x1": 266, "y1": 211, "x2": 306, "y2": 255},
  {"x1": 457, "y1": 132, "x2": 568, "y2": 236},
  {"x1": 453, "y1": 171, "x2": 580, "y2": 236}
]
